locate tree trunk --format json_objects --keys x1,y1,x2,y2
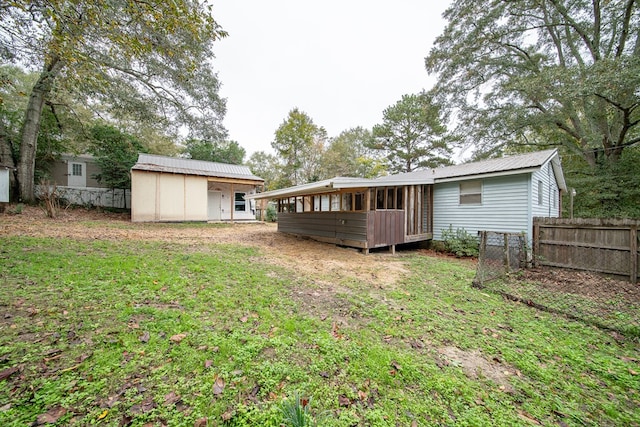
[{"x1": 17, "y1": 56, "x2": 63, "y2": 202}]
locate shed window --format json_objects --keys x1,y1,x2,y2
[
  {"x1": 459, "y1": 181, "x2": 482, "y2": 205},
  {"x1": 234, "y1": 192, "x2": 246, "y2": 211},
  {"x1": 342, "y1": 193, "x2": 352, "y2": 211},
  {"x1": 396, "y1": 188, "x2": 403, "y2": 209},
  {"x1": 72, "y1": 163, "x2": 83, "y2": 176},
  {"x1": 331, "y1": 194, "x2": 340, "y2": 211},
  {"x1": 354, "y1": 192, "x2": 364, "y2": 211},
  {"x1": 537, "y1": 180, "x2": 544, "y2": 205},
  {"x1": 376, "y1": 189, "x2": 385, "y2": 209}
]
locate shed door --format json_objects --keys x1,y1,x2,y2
[
  {"x1": 67, "y1": 162, "x2": 86, "y2": 187},
  {"x1": 208, "y1": 191, "x2": 222, "y2": 220},
  {"x1": 0, "y1": 169, "x2": 9, "y2": 202}
]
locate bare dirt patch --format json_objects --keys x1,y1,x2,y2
[
  {"x1": 438, "y1": 346, "x2": 517, "y2": 393},
  {"x1": 1, "y1": 206, "x2": 409, "y2": 292},
  {"x1": 519, "y1": 268, "x2": 640, "y2": 305}
]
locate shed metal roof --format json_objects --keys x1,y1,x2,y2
[{"x1": 132, "y1": 154, "x2": 264, "y2": 182}]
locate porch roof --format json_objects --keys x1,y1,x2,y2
[{"x1": 245, "y1": 177, "x2": 376, "y2": 200}]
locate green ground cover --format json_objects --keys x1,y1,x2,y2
[{"x1": 0, "y1": 232, "x2": 638, "y2": 426}]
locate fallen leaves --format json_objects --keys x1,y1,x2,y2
[
  {"x1": 331, "y1": 322, "x2": 343, "y2": 339},
  {"x1": 139, "y1": 331, "x2": 150, "y2": 343},
  {"x1": 212, "y1": 376, "x2": 225, "y2": 396},
  {"x1": 0, "y1": 366, "x2": 19, "y2": 381},
  {"x1": 164, "y1": 391, "x2": 181, "y2": 405},
  {"x1": 169, "y1": 333, "x2": 187, "y2": 343},
  {"x1": 36, "y1": 406, "x2": 66, "y2": 425}
]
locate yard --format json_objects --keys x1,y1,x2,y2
[{"x1": 0, "y1": 207, "x2": 639, "y2": 426}]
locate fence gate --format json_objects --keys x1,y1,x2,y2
[{"x1": 473, "y1": 231, "x2": 528, "y2": 286}]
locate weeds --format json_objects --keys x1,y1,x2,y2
[{"x1": 0, "y1": 229, "x2": 638, "y2": 426}]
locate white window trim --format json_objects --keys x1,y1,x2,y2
[{"x1": 459, "y1": 180, "x2": 482, "y2": 205}]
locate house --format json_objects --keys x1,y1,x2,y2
[
  {"x1": 39, "y1": 153, "x2": 130, "y2": 208},
  {"x1": 131, "y1": 154, "x2": 264, "y2": 222},
  {"x1": 247, "y1": 149, "x2": 566, "y2": 252}
]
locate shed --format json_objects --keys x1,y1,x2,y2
[
  {"x1": 248, "y1": 149, "x2": 566, "y2": 252},
  {"x1": 131, "y1": 154, "x2": 264, "y2": 222},
  {"x1": 0, "y1": 166, "x2": 10, "y2": 203}
]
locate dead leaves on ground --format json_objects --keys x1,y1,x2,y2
[{"x1": 35, "y1": 406, "x2": 66, "y2": 425}]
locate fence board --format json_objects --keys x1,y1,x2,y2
[{"x1": 533, "y1": 217, "x2": 640, "y2": 283}]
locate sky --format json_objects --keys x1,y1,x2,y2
[{"x1": 211, "y1": 1, "x2": 452, "y2": 159}]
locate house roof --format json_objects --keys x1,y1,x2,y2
[
  {"x1": 248, "y1": 149, "x2": 566, "y2": 200},
  {"x1": 376, "y1": 149, "x2": 566, "y2": 189},
  {"x1": 132, "y1": 154, "x2": 264, "y2": 182}
]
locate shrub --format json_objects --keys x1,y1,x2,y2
[
  {"x1": 441, "y1": 225, "x2": 479, "y2": 257},
  {"x1": 266, "y1": 205, "x2": 277, "y2": 222}
]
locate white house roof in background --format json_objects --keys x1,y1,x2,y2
[{"x1": 132, "y1": 154, "x2": 264, "y2": 182}]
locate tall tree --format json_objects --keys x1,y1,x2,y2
[
  {"x1": 321, "y1": 127, "x2": 386, "y2": 178},
  {"x1": 371, "y1": 93, "x2": 451, "y2": 174},
  {"x1": 1, "y1": 1, "x2": 227, "y2": 202},
  {"x1": 426, "y1": 0, "x2": 640, "y2": 167},
  {"x1": 89, "y1": 125, "x2": 145, "y2": 209},
  {"x1": 272, "y1": 108, "x2": 326, "y2": 186},
  {"x1": 246, "y1": 151, "x2": 285, "y2": 191},
  {"x1": 183, "y1": 139, "x2": 246, "y2": 165}
]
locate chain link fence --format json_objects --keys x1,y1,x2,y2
[
  {"x1": 473, "y1": 230, "x2": 640, "y2": 337},
  {"x1": 473, "y1": 231, "x2": 528, "y2": 286}
]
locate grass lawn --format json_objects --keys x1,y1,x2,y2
[{"x1": 0, "y1": 225, "x2": 639, "y2": 426}]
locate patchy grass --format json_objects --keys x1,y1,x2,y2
[{"x1": 0, "y1": 233, "x2": 639, "y2": 426}]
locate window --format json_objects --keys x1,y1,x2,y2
[
  {"x1": 234, "y1": 192, "x2": 246, "y2": 211},
  {"x1": 72, "y1": 163, "x2": 83, "y2": 176},
  {"x1": 376, "y1": 188, "x2": 385, "y2": 209},
  {"x1": 354, "y1": 192, "x2": 364, "y2": 211},
  {"x1": 386, "y1": 188, "x2": 395, "y2": 209},
  {"x1": 459, "y1": 181, "x2": 482, "y2": 205},
  {"x1": 331, "y1": 194, "x2": 340, "y2": 211},
  {"x1": 342, "y1": 193, "x2": 352, "y2": 211},
  {"x1": 537, "y1": 180, "x2": 544, "y2": 205}
]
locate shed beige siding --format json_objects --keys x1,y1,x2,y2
[{"x1": 131, "y1": 170, "x2": 208, "y2": 222}]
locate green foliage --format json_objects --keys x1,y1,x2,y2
[
  {"x1": 246, "y1": 151, "x2": 284, "y2": 191},
  {"x1": 321, "y1": 127, "x2": 386, "y2": 178},
  {"x1": 371, "y1": 92, "x2": 451, "y2": 173},
  {"x1": 2, "y1": 0, "x2": 229, "y2": 201},
  {"x1": 183, "y1": 139, "x2": 246, "y2": 165},
  {"x1": 427, "y1": 0, "x2": 640, "y2": 167},
  {"x1": 281, "y1": 392, "x2": 319, "y2": 427},
  {"x1": 265, "y1": 204, "x2": 278, "y2": 222},
  {"x1": 441, "y1": 225, "x2": 479, "y2": 257},
  {"x1": 272, "y1": 108, "x2": 327, "y2": 186},
  {"x1": 89, "y1": 125, "x2": 145, "y2": 192},
  {"x1": 563, "y1": 147, "x2": 640, "y2": 218},
  {"x1": 1, "y1": 223, "x2": 638, "y2": 426}
]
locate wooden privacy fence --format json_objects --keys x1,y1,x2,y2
[{"x1": 533, "y1": 217, "x2": 639, "y2": 283}]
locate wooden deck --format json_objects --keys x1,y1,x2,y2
[{"x1": 278, "y1": 210, "x2": 432, "y2": 252}]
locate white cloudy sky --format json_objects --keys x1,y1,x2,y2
[{"x1": 211, "y1": 1, "x2": 451, "y2": 158}]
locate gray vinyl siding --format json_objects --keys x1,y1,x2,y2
[
  {"x1": 531, "y1": 160, "x2": 560, "y2": 219},
  {"x1": 432, "y1": 174, "x2": 531, "y2": 241}
]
